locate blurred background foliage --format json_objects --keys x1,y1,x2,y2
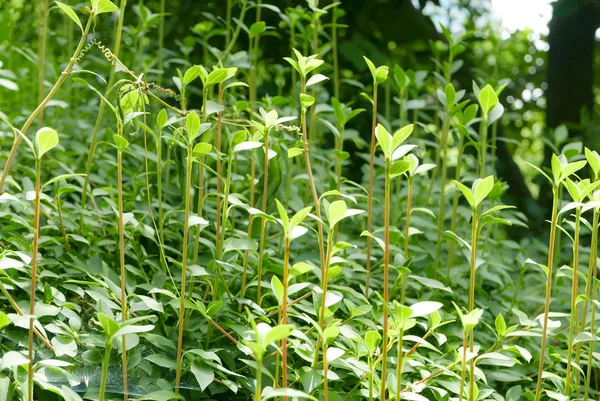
[{"x1": 0, "y1": 0, "x2": 598, "y2": 234}]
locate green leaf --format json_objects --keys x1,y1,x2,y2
[
  {"x1": 391, "y1": 124, "x2": 414, "y2": 151},
  {"x1": 261, "y1": 388, "x2": 317, "y2": 401},
  {"x1": 134, "y1": 391, "x2": 184, "y2": 401},
  {"x1": 300, "y1": 94, "x2": 315, "y2": 110},
  {"x1": 306, "y1": 74, "x2": 328, "y2": 87},
  {"x1": 182, "y1": 66, "x2": 200, "y2": 86},
  {"x1": 207, "y1": 68, "x2": 230, "y2": 86},
  {"x1": 0, "y1": 311, "x2": 9, "y2": 330},
  {"x1": 36, "y1": 127, "x2": 59, "y2": 158},
  {"x1": 186, "y1": 111, "x2": 201, "y2": 139},
  {"x1": 328, "y1": 200, "x2": 347, "y2": 230},
  {"x1": 193, "y1": 142, "x2": 212, "y2": 157},
  {"x1": 363, "y1": 56, "x2": 377, "y2": 81},
  {"x1": 113, "y1": 134, "x2": 129, "y2": 152},
  {"x1": 364, "y1": 330, "x2": 381, "y2": 354},
  {"x1": 390, "y1": 160, "x2": 410, "y2": 178},
  {"x1": 275, "y1": 199, "x2": 290, "y2": 233},
  {"x1": 93, "y1": 0, "x2": 118, "y2": 14},
  {"x1": 0, "y1": 351, "x2": 28, "y2": 370},
  {"x1": 444, "y1": 83, "x2": 456, "y2": 107},
  {"x1": 551, "y1": 154, "x2": 564, "y2": 184},
  {"x1": 290, "y1": 206, "x2": 312, "y2": 231},
  {"x1": 249, "y1": 21, "x2": 266, "y2": 38},
  {"x1": 60, "y1": 386, "x2": 83, "y2": 401},
  {"x1": 191, "y1": 360, "x2": 214, "y2": 391},
  {"x1": 473, "y1": 175, "x2": 494, "y2": 207},
  {"x1": 461, "y1": 308, "x2": 484, "y2": 333},
  {"x1": 290, "y1": 262, "x2": 313, "y2": 278},
  {"x1": 112, "y1": 324, "x2": 154, "y2": 339},
  {"x1": 55, "y1": 2, "x2": 82, "y2": 32},
  {"x1": 42, "y1": 173, "x2": 86, "y2": 190},
  {"x1": 263, "y1": 324, "x2": 294, "y2": 345},
  {"x1": 288, "y1": 147, "x2": 304, "y2": 158},
  {"x1": 495, "y1": 313, "x2": 506, "y2": 336},
  {"x1": 271, "y1": 276, "x2": 284, "y2": 304},
  {"x1": 374, "y1": 66, "x2": 389, "y2": 85},
  {"x1": 375, "y1": 123, "x2": 392, "y2": 155},
  {"x1": 454, "y1": 180, "x2": 475, "y2": 209},
  {"x1": 585, "y1": 147, "x2": 600, "y2": 178},
  {"x1": 478, "y1": 84, "x2": 499, "y2": 115},
  {"x1": 157, "y1": 109, "x2": 168, "y2": 129}
]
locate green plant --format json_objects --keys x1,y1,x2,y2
[{"x1": 363, "y1": 56, "x2": 388, "y2": 296}]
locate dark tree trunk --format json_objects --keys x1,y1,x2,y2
[{"x1": 538, "y1": 0, "x2": 600, "y2": 212}]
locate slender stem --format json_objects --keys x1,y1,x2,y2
[
  {"x1": 468, "y1": 209, "x2": 479, "y2": 401},
  {"x1": 98, "y1": 343, "x2": 112, "y2": 401},
  {"x1": 214, "y1": 84, "x2": 224, "y2": 258},
  {"x1": 365, "y1": 84, "x2": 378, "y2": 297},
  {"x1": 448, "y1": 135, "x2": 465, "y2": 271},
  {"x1": 158, "y1": 0, "x2": 165, "y2": 76},
  {"x1": 582, "y1": 208, "x2": 598, "y2": 401},
  {"x1": 27, "y1": 158, "x2": 42, "y2": 401},
  {"x1": 380, "y1": 156, "x2": 392, "y2": 401},
  {"x1": 0, "y1": 14, "x2": 95, "y2": 192},
  {"x1": 318, "y1": 232, "x2": 334, "y2": 400},
  {"x1": 240, "y1": 149, "x2": 256, "y2": 298},
  {"x1": 534, "y1": 186, "x2": 560, "y2": 401},
  {"x1": 255, "y1": 356, "x2": 263, "y2": 401},
  {"x1": 395, "y1": 327, "x2": 404, "y2": 400},
  {"x1": 81, "y1": 0, "x2": 127, "y2": 220},
  {"x1": 56, "y1": 195, "x2": 71, "y2": 253},
  {"x1": 434, "y1": 112, "x2": 451, "y2": 279},
  {"x1": 565, "y1": 208, "x2": 582, "y2": 393},
  {"x1": 300, "y1": 78, "x2": 325, "y2": 272},
  {"x1": 401, "y1": 176, "x2": 413, "y2": 304},
  {"x1": 479, "y1": 117, "x2": 488, "y2": 178},
  {"x1": 116, "y1": 123, "x2": 128, "y2": 401},
  {"x1": 281, "y1": 235, "x2": 291, "y2": 398},
  {"x1": 175, "y1": 144, "x2": 194, "y2": 393},
  {"x1": 332, "y1": 5, "x2": 339, "y2": 100},
  {"x1": 582, "y1": 208, "x2": 600, "y2": 401},
  {"x1": 458, "y1": 333, "x2": 468, "y2": 401},
  {"x1": 256, "y1": 127, "x2": 270, "y2": 303},
  {"x1": 37, "y1": 0, "x2": 48, "y2": 128}
]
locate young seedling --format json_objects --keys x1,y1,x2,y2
[
  {"x1": 452, "y1": 175, "x2": 511, "y2": 401},
  {"x1": 18, "y1": 126, "x2": 83, "y2": 401},
  {"x1": 473, "y1": 82, "x2": 503, "y2": 178},
  {"x1": 559, "y1": 178, "x2": 599, "y2": 394},
  {"x1": 526, "y1": 154, "x2": 587, "y2": 401},
  {"x1": 174, "y1": 111, "x2": 212, "y2": 393},
  {"x1": 363, "y1": 56, "x2": 388, "y2": 296},
  {"x1": 372, "y1": 122, "x2": 414, "y2": 400},
  {"x1": 453, "y1": 304, "x2": 484, "y2": 401},
  {"x1": 316, "y1": 198, "x2": 364, "y2": 398},
  {"x1": 96, "y1": 312, "x2": 154, "y2": 401},
  {"x1": 284, "y1": 49, "x2": 327, "y2": 278},
  {"x1": 433, "y1": 82, "x2": 459, "y2": 278},
  {"x1": 581, "y1": 148, "x2": 600, "y2": 401},
  {"x1": 242, "y1": 315, "x2": 294, "y2": 401},
  {"x1": 391, "y1": 302, "x2": 415, "y2": 400},
  {"x1": 448, "y1": 103, "x2": 479, "y2": 272},
  {"x1": 402, "y1": 154, "x2": 435, "y2": 302},
  {"x1": 274, "y1": 200, "x2": 312, "y2": 395},
  {"x1": 255, "y1": 108, "x2": 296, "y2": 303}
]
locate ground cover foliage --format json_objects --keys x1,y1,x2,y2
[{"x1": 0, "y1": 1, "x2": 599, "y2": 401}]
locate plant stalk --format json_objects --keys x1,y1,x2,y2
[{"x1": 534, "y1": 186, "x2": 560, "y2": 401}]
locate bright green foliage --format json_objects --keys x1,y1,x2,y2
[{"x1": 0, "y1": 2, "x2": 596, "y2": 401}]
